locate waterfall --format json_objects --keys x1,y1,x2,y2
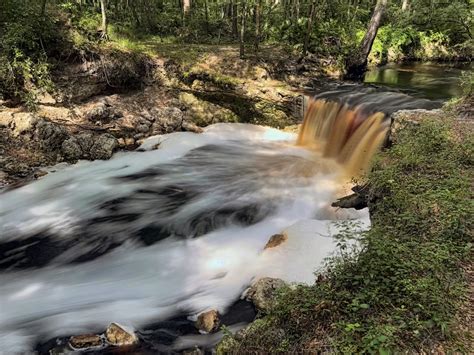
[{"x1": 297, "y1": 98, "x2": 389, "y2": 176}]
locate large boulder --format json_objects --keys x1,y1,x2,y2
[{"x1": 245, "y1": 277, "x2": 286, "y2": 313}]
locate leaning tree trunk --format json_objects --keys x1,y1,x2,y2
[
  {"x1": 301, "y1": 0, "x2": 317, "y2": 58},
  {"x1": 239, "y1": 2, "x2": 246, "y2": 59},
  {"x1": 345, "y1": 0, "x2": 387, "y2": 79},
  {"x1": 99, "y1": 0, "x2": 108, "y2": 39}
]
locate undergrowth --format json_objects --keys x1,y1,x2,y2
[{"x1": 219, "y1": 114, "x2": 473, "y2": 353}]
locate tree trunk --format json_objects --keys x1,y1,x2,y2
[
  {"x1": 302, "y1": 0, "x2": 316, "y2": 58},
  {"x1": 239, "y1": 2, "x2": 246, "y2": 59},
  {"x1": 254, "y1": 0, "x2": 261, "y2": 52},
  {"x1": 204, "y1": 0, "x2": 209, "y2": 33},
  {"x1": 345, "y1": 0, "x2": 387, "y2": 79},
  {"x1": 41, "y1": 0, "x2": 47, "y2": 16},
  {"x1": 183, "y1": 0, "x2": 191, "y2": 14},
  {"x1": 99, "y1": 0, "x2": 108, "y2": 39},
  {"x1": 402, "y1": 0, "x2": 409, "y2": 11},
  {"x1": 232, "y1": 1, "x2": 238, "y2": 40}
]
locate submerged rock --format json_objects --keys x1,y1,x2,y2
[
  {"x1": 105, "y1": 322, "x2": 138, "y2": 346},
  {"x1": 264, "y1": 233, "x2": 288, "y2": 249},
  {"x1": 195, "y1": 310, "x2": 221, "y2": 333},
  {"x1": 69, "y1": 334, "x2": 103, "y2": 349},
  {"x1": 245, "y1": 277, "x2": 286, "y2": 313}
]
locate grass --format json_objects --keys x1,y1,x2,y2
[{"x1": 219, "y1": 111, "x2": 473, "y2": 353}]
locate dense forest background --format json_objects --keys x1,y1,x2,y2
[{"x1": 0, "y1": 0, "x2": 472, "y2": 105}]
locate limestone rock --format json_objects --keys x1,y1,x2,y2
[
  {"x1": 0, "y1": 111, "x2": 13, "y2": 128},
  {"x1": 105, "y1": 323, "x2": 138, "y2": 346},
  {"x1": 36, "y1": 120, "x2": 68, "y2": 151},
  {"x1": 69, "y1": 334, "x2": 103, "y2": 349},
  {"x1": 245, "y1": 277, "x2": 286, "y2": 313},
  {"x1": 8, "y1": 112, "x2": 39, "y2": 136},
  {"x1": 136, "y1": 123, "x2": 150, "y2": 133},
  {"x1": 264, "y1": 233, "x2": 288, "y2": 249},
  {"x1": 62, "y1": 133, "x2": 117, "y2": 161},
  {"x1": 85, "y1": 102, "x2": 110, "y2": 121},
  {"x1": 195, "y1": 310, "x2": 220, "y2": 333},
  {"x1": 152, "y1": 106, "x2": 184, "y2": 133},
  {"x1": 90, "y1": 134, "x2": 118, "y2": 160}
]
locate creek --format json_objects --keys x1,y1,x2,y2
[{"x1": 0, "y1": 62, "x2": 469, "y2": 353}]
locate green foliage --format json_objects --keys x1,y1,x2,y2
[
  {"x1": 229, "y1": 115, "x2": 472, "y2": 352},
  {"x1": 0, "y1": 0, "x2": 62, "y2": 104},
  {"x1": 460, "y1": 71, "x2": 474, "y2": 97}
]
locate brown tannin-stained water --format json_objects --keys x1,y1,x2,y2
[{"x1": 297, "y1": 99, "x2": 389, "y2": 176}]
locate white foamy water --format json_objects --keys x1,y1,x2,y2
[{"x1": 0, "y1": 123, "x2": 369, "y2": 352}]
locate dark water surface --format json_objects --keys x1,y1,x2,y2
[{"x1": 364, "y1": 62, "x2": 473, "y2": 100}]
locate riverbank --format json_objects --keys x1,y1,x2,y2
[
  {"x1": 1, "y1": 42, "x2": 330, "y2": 187},
  {"x1": 217, "y1": 105, "x2": 473, "y2": 353}
]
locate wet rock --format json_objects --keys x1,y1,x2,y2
[
  {"x1": 36, "y1": 120, "x2": 69, "y2": 151},
  {"x1": 195, "y1": 310, "x2": 220, "y2": 333},
  {"x1": 332, "y1": 192, "x2": 367, "y2": 210},
  {"x1": 69, "y1": 334, "x2": 103, "y2": 349},
  {"x1": 3, "y1": 162, "x2": 31, "y2": 177},
  {"x1": 183, "y1": 346, "x2": 204, "y2": 355},
  {"x1": 264, "y1": 233, "x2": 288, "y2": 250},
  {"x1": 90, "y1": 134, "x2": 118, "y2": 159},
  {"x1": 182, "y1": 120, "x2": 204, "y2": 133},
  {"x1": 245, "y1": 277, "x2": 286, "y2": 313},
  {"x1": 85, "y1": 102, "x2": 110, "y2": 121},
  {"x1": 105, "y1": 323, "x2": 138, "y2": 346},
  {"x1": 62, "y1": 133, "x2": 117, "y2": 160}
]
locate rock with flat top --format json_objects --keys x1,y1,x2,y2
[
  {"x1": 105, "y1": 323, "x2": 138, "y2": 346},
  {"x1": 195, "y1": 310, "x2": 220, "y2": 333},
  {"x1": 69, "y1": 334, "x2": 103, "y2": 349}
]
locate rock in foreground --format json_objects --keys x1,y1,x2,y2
[
  {"x1": 245, "y1": 277, "x2": 286, "y2": 313},
  {"x1": 105, "y1": 322, "x2": 138, "y2": 346}
]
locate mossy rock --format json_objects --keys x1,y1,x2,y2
[{"x1": 179, "y1": 92, "x2": 239, "y2": 126}]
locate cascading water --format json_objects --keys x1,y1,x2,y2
[{"x1": 0, "y1": 100, "x2": 386, "y2": 352}]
